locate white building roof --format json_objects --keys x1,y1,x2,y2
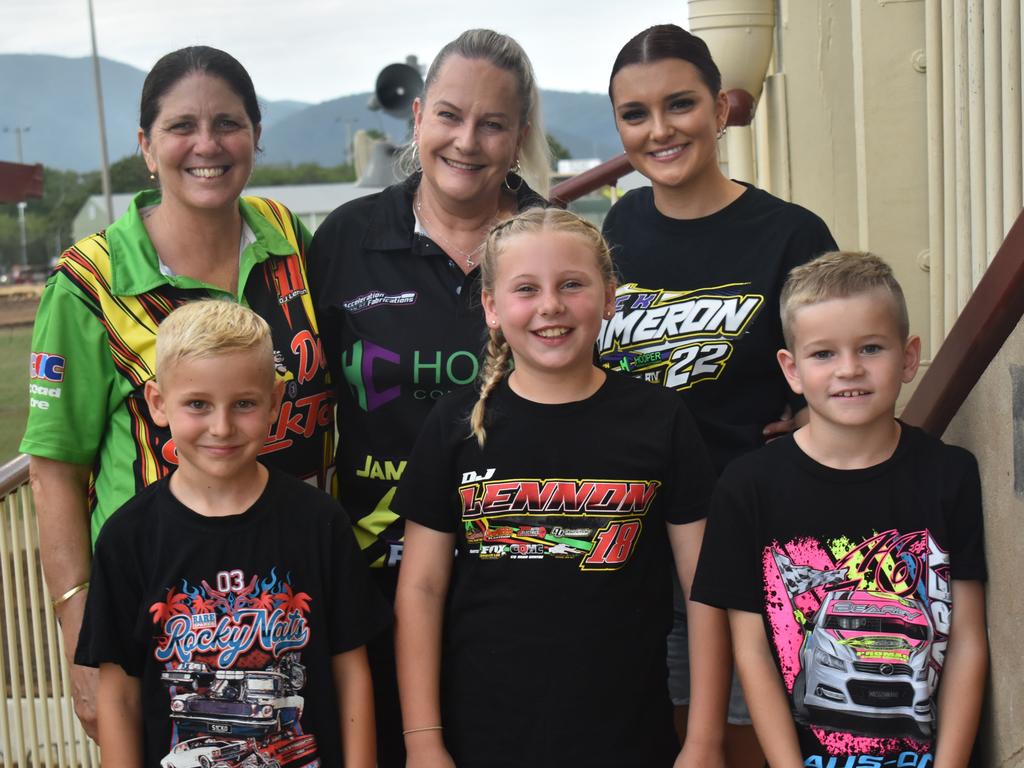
[{"x1": 72, "y1": 182, "x2": 385, "y2": 243}]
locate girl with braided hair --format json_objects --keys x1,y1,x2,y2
[{"x1": 392, "y1": 208, "x2": 720, "y2": 768}]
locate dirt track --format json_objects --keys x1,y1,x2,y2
[{"x1": 0, "y1": 286, "x2": 42, "y2": 327}]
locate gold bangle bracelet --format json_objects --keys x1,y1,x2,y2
[
  {"x1": 51, "y1": 581, "x2": 89, "y2": 609},
  {"x1": 402, "y1": 725, "x2": 443, "y2": 736}
]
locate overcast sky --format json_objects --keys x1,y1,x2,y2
[{"x1": 1, "y1": 0, "x2": 691, "y2": 103}]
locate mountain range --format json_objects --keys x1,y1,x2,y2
[{"x1": 0, "y1": 54, "x2": 623, "y2": 173}]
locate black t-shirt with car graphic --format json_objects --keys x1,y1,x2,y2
[
  {"x1": 692, "y1": 425, "x2": 986, "y2": 765},
  {"x1": 76, "y1": 469, "x2": 390, "y2": 768},
  {"x1": 395, "y1": 373, "x2": 715, "y2": 768}
]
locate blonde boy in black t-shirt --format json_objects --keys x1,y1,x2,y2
[
  {"x1": 77, "y1": 300, "x2": 387, "y2": 768},
  {"x1": 693, "y1": 252, "x2": 987, "y2": 767}
]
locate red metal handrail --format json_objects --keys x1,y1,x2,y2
[
  {"x1": 549, "y1": 153, "x2": 634, "y2": 208},
  {"x1": 901, "y1": 207, "x2": 1024, "y2": 435}
]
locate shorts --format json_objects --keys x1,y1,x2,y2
[{"x1": 667, "y1": 577, "x2": 753, "y2": 726}]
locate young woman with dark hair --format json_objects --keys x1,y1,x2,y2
[{"x1": 602, "y1": 24, "x2": 839, "y2": 768}]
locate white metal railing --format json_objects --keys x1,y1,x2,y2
[{"x1": 0, "y1": 453, "x2": 100, "y2": 767}]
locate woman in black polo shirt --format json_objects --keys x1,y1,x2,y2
[{"x1": 307, "y1": 28, "x2": 549, "y2": 766}]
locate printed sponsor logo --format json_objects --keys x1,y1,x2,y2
[
  {"x1": 290, "y1": 330, "x2": 327, "y2": 385},
  {"x1": 833, "y1": 601, "x2": 922, "y2": 621},
  {"x1": 459, "y1": 479, "x2": 660, "y2": 519},
  {"x1": 804, "y1": 753, "x2": 931, "y2": 767},
  {"x1": 29, "y1": 383, "x2": 62, "y2": 398},
  {"x1": 342, "y1": 340, "x2": 479, "y2": 411},
  {"x1": 385, "y1": 541, "x2": 404, "y2": 567},
  {"x1": 355, "y1": 455, "x2": 406, "y2": 480},
  {"x1": 479, "y1": 543, "x2": 509, "y2": 558},
  {"x1": 30, "y1": 352, "x2": 65, "y2": 382},
  {"x1": 343, "y1": 290, "x2": 418, "y2": 313},
  {"x1": 269, "y1": 253, "x2": 308, "y2": 305},
  {"x1": 597, "y1": 283, "x2": 763, "y2": 391},
  {"x1": 152, "y1": 570, "x2": 312, "y2": 667}
]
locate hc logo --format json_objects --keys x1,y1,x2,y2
[{"x1": 30, "y1": 353, "x2": 65, "y2": 382}]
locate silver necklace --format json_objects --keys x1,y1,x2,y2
[{"x1": 414, "y1": 194, "x2": 497, "y2": 267}]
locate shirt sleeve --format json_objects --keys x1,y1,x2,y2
[
  {"x1": 19, "y1": 274, "x2": 114, "y2": 465},
  {"x1": 690, "y1": 461, "x2": 764, "y2": 613},
  {"x1": 663, "y1": 400, "x2": 717, "y2": 525},
  {"x1": 947, "y1": 448, "x2": 987, "y2": 582},
  {"x1": 326, "y1": 505, "x2": 392, "y2": 654},
  {"x1": 393, "y1": 400, "x2": 461, "y2": 533},
  {"x1": 75, "y1": 518, "x2": 147, "y2": 675}
]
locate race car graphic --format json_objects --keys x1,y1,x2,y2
[
  {"x1": 463, "y1": 517, "x2": 643, "y2": 570},
  {"x1": 161, "y1": 733, "x2": 319, "y2": 768},
  {"x1": 163, "y1": 656, "x2": 306, "y2": 738},
  {"x1": 160, "y1": 736, "x2": 250, "y2": 768},
  {"x1": 793, "y1": 589, "x2": 935, "y2": 737}
]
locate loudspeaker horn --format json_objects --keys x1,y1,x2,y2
[{"x1": 371, "y1": 60, "x2": 424, "y2": 120}]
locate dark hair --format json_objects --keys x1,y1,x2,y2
[
  {"x1": 139, "y1": 46, "x2": 261, "y2": 137},
  {"x1": 608, "y1": 24, "x2": 722, "y2": 100}
]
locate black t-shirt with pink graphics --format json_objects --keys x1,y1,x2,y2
[{"x1": 692, "y1": 425, "x2": 986, "y2": 766}]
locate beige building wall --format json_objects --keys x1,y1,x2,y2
[
  {"x1": 779, "y1": 0, "x2": 932, "y2": 361},
  {"x1": 944, "y1": 321, "x2": 1024, "y2": 768},
  {"x1": 766, "y1": 1, "x2": 1021, "y2": 763}
]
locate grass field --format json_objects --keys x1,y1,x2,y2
[{"x1": 0, "y1": 325, "x2": 31, "y2": 463}]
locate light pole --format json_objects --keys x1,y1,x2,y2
[
  {"x1": 87, "y1": 0, "x2": 114, "y2": 223},
  {"x1": 3, "y1": 124, "x2": 31, "y2": 266}
]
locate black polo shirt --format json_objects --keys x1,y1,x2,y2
[{"x1": 308, "y1": 174, "x2": 545, "y2": 574}]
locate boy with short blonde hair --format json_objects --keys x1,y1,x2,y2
[
  {"x1": 693, "y1": 252, "x2": 988, "y2": 767},
  {"x1": 77, "y1": 300, "x2": 388, "y2": 768}
]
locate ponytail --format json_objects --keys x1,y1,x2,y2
[{"x1": 469, "y1": 328, "x2": 512, "y2": 447}]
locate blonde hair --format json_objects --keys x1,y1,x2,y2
[
  {"x1": 470, "y1": 208, "x2": 615, "y2": 446},
  {"x1": 398, "y1": 28, "x2": 552, "y2": 195},
  {"x1": 780, "y1": 251, "x2": 909, "y2": 349},
  {"x1": 155, "y1": 300, "x2": 274, "y2": 382}
]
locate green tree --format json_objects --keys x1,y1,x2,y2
[
  {"x1": 109, "y1": 154, "x2": 156, "y2": 193},
  {"x1": 547, "y1": 134, "x2": 571, "y2": 167}
]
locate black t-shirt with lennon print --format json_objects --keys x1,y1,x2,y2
[
  {"x1": 598, "y1": 184, "x2": 837, "y2": 472},
  {"x1": 76, "y1": 468, "x2": 391, "y2": 768},
  {"x1": 395, "y1": 372, "x2": 716, "y2": 768},
  {"x1": 692, "y1": 425, "x2": 986, "y2": 766}
]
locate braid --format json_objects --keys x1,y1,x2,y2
[{"x1": 469, "y1": 328, "x2": 512, "y2": 447}]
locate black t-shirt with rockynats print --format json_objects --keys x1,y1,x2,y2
[
  {"x1": 76, "y1": 468, "x2": 391, "y2": 768},
  {"x1": 395, "y1": 373, "x2": 715, "y2": 768}
]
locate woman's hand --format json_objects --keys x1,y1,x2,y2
[
  {"x1": 405, "y1": 737, "x2": 457, "y2": 768},
  {"x1": 762, "y1": 405, "x2": 808, "y2": 441},
  {"x1": 674, "y1": 739, "x2": 727, "y2": 768}
]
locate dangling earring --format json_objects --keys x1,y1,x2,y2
[
  {"x1": 504, "y1": 158, "x2": 523, "y2": 193},
  {"x1": 716, "y1": 126, "x2": 726, "y2": 140},
  {"x1": 411, "y1": 141, "x2": 423, "y2": 173}
]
